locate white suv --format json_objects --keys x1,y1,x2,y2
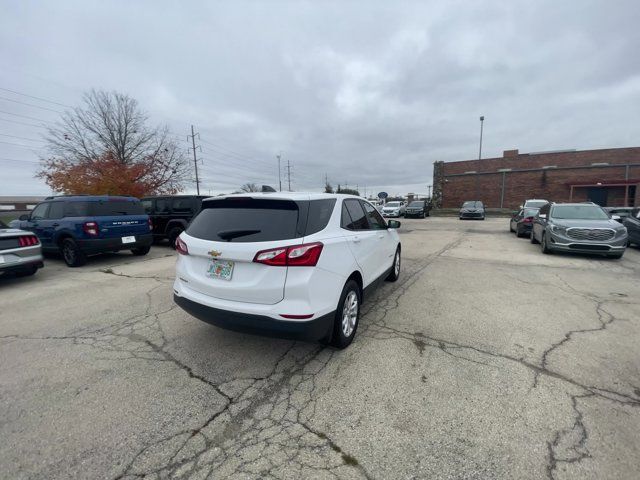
[{"x1": 173, "y1": 193, "x2": 401, "y2": 348}]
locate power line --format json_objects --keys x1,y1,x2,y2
[
  {"x1": 0, "y1": 109, "x2": 52, "y2": 124},
  {"x1": 0, "y1": 96, "x2": 63, "y2": 113},
  {"x1": 0, "y1": 139, "x2": 44, "y2": 150},
  {"x1": 0, "y1": 117, "x2": 48, "y2": 129},
  {"x1": 0, "y1": 133, "x2": 45, "y2": 143},
  {"x1": 0, "y1": 87, "x2": 73, "y2": 108}
]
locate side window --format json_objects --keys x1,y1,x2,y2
[
  {"x1": 31, "y1": 203, "x2": 49, "y2": 220},
  {"x1": 342, "y1": 200, "x2": 369, "y2": 230},
  {"x1": 64, "y1": 201, "x2": 91, "y2": 217},
  {"x1": 305, "y1": 199, "x2": 337, "y2": 235},
  {"x1": 47, "y1": 202, "x2": 65, "y2": 219},
  {"x1": 362, "y1": 201, "x2": 386, "y2": 230},
  {"x1": 142, "y1": 199, "x2": 154, "y2": 214},
  {"x1": 171, "y1": 198, "x2": 192, "y2": 213},
  {"x1": 156, "y1": 198, "x2": 171, "y2": 214}
]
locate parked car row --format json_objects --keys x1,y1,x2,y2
[{"x1": 509, "y1": 199, "x2": 636, "y2": 259}]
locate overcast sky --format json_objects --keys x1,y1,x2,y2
[{"x1": 1, "y1": 0, "x2": 639, "y2": 197}]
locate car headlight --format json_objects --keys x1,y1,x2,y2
[
  {"x1": 616, "y1": 227, "x2": 627, "y2": 237},
  {"x1": 550, "y1": 224, "x2": 566, "y2": 234}
]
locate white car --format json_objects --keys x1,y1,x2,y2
[
  {"x1": 173, "y1": 193, "x2": 401, "y2": 348},
  {"x1": 381, "y1": 201, "x2": 406, "y2": 217}
]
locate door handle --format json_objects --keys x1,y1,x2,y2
[
  {"x1": 52, "y1": 223, "x2": 60, "y2": 227},
  {"x1": 352, "y1": 236, "x2": 360, "y2": 243},
  {"x1": 378, "y1": 234, "x2": 385, "y2": 239}
]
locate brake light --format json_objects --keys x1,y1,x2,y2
[
  {"x1": 18, "y1": 235, "x2": 39, "y2": 247},
  {"x1": 175, "y1": 236, "x2": 189, "y2": 255},
  {"x1": 83, "y1": 221, "x2": 99, "y2": 236},
  {"x1": 253, "y1": 242, "x2": 323, "y2": 267},
  {"x1": 148, "y1": 217, "x2": 153, "y2": 231},
  {"x1": 523, "y1": 217, "x2": 533, "y2": 223}
]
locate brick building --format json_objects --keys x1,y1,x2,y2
[{"x1": 432, "y1": 147, "x2": 640, "y2": 209}]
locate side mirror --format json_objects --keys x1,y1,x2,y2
[
  {"x1": 387, "y1": 220, "x2": 401, "y2": 229},
  {"x1": 19, "y1": 214, "x2": 29, "y2": 221},
  {"x1": 612, "y1": 215, "x2": 621, "y2": 221}
]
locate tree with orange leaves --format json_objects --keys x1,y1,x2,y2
[{"x1": 38, "y1": 90, "x2": 189, "y2": 196}]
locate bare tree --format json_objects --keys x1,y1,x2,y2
[
  {"x1": 40, "y1": 90, "x2": 189, "y2": 195},
  {"x1": 240, "y1": 182, "x2": 260, "y2": 192}
]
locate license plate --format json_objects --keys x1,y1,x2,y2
[
  {"x1": 121, "y1": 236, "x2": 136, "y2": 244},
  {"x1": 206, "y1": 259, "x2": 234, "y2": 281}
]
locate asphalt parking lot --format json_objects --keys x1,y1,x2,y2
[{"x1": 1, "y1": 217, "x2": 639, "y2": 480}]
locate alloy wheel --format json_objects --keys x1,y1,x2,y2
[{"x1": 341, "y1": 291, "x2": 358, "y2": 337}]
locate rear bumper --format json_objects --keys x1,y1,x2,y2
[
  {"x1": 0, "y1": 258, "x2": 43, "y2": 274},
  {"x1": 76, "y1": 233, "x2": 153, "y2": 254},
  {"x1": 174, "y1": 294, "x2": 334, "y2": 341}
]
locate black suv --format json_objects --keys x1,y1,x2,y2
[
  {"x1": 12, "y1": 195, "x2": 153, "y2": 267},
  {"x1": 404, "y1": 200, "x2": 430, "y2": 218},
  {"x1": 142, "y1": 195, "x2": 207, "y2": 247}
]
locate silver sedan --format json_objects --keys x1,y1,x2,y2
[{"x1": 0, "y1": 220, "x2": 44, "y2": 277}]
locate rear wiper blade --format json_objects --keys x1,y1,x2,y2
[{"x1": 217, "y1": 229, "x2": 261, "y2": 241}]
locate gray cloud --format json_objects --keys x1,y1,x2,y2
[{"x1": 1, "y1": 0, "x2": 639, "y2": 197}]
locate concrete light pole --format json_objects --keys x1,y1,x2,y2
[{"x1": 478, "y1": 116, "x2": 485, "y2": 160}]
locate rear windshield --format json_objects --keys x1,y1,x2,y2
[
  {"x1": 525, "y1": 200, "x2": 548, "y2": 208},
  {"x1": 462, "y1": 201, "x2": 482, "y2": 208},
  {"x1": 523, "y1": 208, "x2": 539, "y2": 217},
  {"x1": 551, "y1": 205, "x2": 609, "y2": 220},
  {"x1": 409, "y1": 201, "x2": 423, "y2": 207},
  {"x1": 64, "y1": 200, "x2": 144, "y2": 217},
  {"x1": 188, "y1": 198, "x2": 301, "y2": 242}
]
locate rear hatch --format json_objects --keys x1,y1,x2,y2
[
  {"x1": 180, "y1": 197, "x2": 307, "y2": 304},
  {"x1": 67, "y1": 199, "x2": 150, "y2": 239}
]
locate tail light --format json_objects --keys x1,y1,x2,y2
[
  {"x1": 175, "y1": 236, "x2": 189, "y2": 255},
  {"x1": 253, "y1": 242, "x2": 323, "y2": 267},
  {"x1": 523, "y1": 217, "x2": 533, "y2": 223},
  {"x1": 148, "y1": 217, "x2": 153, "y2": 231},
  {"x1": 18, "y1": 235, "x2": 40, "y2": 247},
  {"x1": 83, "y1": 221, "x2": 99, "y2": 236}
]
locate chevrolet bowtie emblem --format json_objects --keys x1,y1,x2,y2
[{"x1": 208, "y1": 250, "x2": 222, "y2": 258}]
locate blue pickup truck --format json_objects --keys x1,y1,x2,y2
[{"x1": 11, "y1": 195, "x2": 153, "y2": 267}]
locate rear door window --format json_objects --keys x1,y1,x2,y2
[
  {"x1": 156, "y1": 199, "x2": 171, "y2": 214},
  {"x1": 64, "y1": 202, "x2": 91, "y2": 217},
  {"x1": 172, "y1": 198, "x2": 193, "y2": 213},
  {"x1": 187, "y1": 198, "x2": 301, "y2": 242}
]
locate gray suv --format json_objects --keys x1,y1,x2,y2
[{"x1": 531, "y1": 202, "x2": 627, "y2": 258}]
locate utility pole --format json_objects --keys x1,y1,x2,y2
[
  {"x1": 277, "y1": 154, "x2": 282, "y2": 192},
  {"x1": 189, "y1": 125, "x2": 201, "y2": 195},
  {"x1": 427, "y1": 184, "x2": 432, "y2": 199},
  {"x1": 478, "y1": 116, "x2": 485, "y2": 161},
  {"x1": 286, "y1": 159, "x2": 292, "y2": 191}
]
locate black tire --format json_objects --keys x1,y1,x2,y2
[
  {"x1": 131, "y1": 246, "x2": 151, "y2": 256},
  {"x1": 15, "y1": 265, "x2": 38, "y2": 277},
  {"x1": 61, "y1": 238, "x2": 86, "y2": 267},
  {"x1": 330, "y1": 280, "x2": 361, "y2": 349},
  {"x1": 540, "y1": 232, "x2": 552, "y2": 254},
  {"x1": 167, "y1": 227, "x2": 183, "y2": 249},
  {"x1": 530, "y1": 230, "x2": 539, "y2": 244},
  {"x1": 608, "y1": 252, "x2": 624, "y2": 259},
  {"x1": 385, "y1": 248, "x2": 401, "y2": 282}
]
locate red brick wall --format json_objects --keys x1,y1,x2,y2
[{"x1": 439, "y1": 147, "x2": 640, "y2": 208}]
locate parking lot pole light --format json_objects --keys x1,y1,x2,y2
[{"x1": 478, "y1": 116, "x2": 485, "y2": 161}]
